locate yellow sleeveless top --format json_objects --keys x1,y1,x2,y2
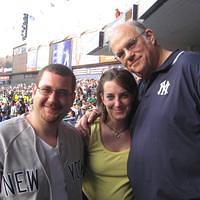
[{"x1": 82, "y1": 119, "x2": 134, "y2": 200}]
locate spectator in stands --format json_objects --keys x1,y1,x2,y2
[
  {"x1": 9, "y1": 100, "x2": 17, "y2": 118},
  {"x1": 16, "y1": 97, "x2": 26, "y2": 115}
]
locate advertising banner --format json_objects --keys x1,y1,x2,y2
[
  {"x1": 37, "y1": 45, "x2": 49, "y2": 70},
  {"x1": 50, "y1": 39, "x2": 72, "y2": 68},
  {"x1": 27, "y1": 47, "x2": 37, "y2": 71}
]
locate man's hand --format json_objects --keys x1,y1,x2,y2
[{"x1": 75, "y1": 109, "x2": 100, "y2": 137}]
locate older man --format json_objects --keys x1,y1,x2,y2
[{"x1": 110, "y1": 21, "x2": 200, "y2": 200}]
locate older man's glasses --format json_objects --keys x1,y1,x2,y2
[
  {"x1": 114, "y1": 31, "x2": 145, "y2": 60},
  {"x1": 37, "y1": 86, "x2": 72, "y2": 98}
]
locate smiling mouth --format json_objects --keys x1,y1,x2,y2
[
  {"x1": 132, "y1": 56, "x2": 141, "y2": 65},
  {"x1": 45, "y1": 105, "x2": 60, "y2": 112},
  {"x1": 114, "y1": 110, "x2": 124, "y2": 113},
  {"x1": 128, "y1": 57, "x2": 141, "y2": 72}
]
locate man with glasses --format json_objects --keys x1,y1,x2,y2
[
  {"x1": 0, "y1": 64, "x2": 84, "y2": 200},
  {"x1": 77, "y1": 21, "x2": 200, "y2": 199}
]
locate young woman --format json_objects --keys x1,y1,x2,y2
[{"x1": 82, "y1": 68, "x2": 138, "y2": 200}]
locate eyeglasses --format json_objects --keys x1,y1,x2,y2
[
  {"x1": 114, "y1": 31, "x2": 145, "y2": 60},
  {"x1": 37, "y1": 86, "x2": 72, "y2": 98}
]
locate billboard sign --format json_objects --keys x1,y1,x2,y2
[
  {"x1": 50, "y1": 39, "x2": 72, "y2": 68},
  {"x1": 27, "y1": 47, "x2": 37, "y2": 71},
  {"x1": 37, "y1": 45, "x2": 49, "y2": 70}
]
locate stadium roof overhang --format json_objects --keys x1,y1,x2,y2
[
  {"x1": 141, "y1": 0, "x2": 200, "y2": 51},
  {"x1": 88, "y1": 0, "x2": 200, "y2": 56}
]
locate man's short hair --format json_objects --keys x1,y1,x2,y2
[{"x1": 36, "y1": 64, "x2": 76, "y2": 91}]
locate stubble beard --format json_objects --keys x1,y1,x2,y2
[{"x1": 41, "y1": 106, "x2": 64, "y2": 123}]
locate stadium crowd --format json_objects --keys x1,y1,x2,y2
[{"x1": 0, "y1": 79, "x2": 98, "y2": 124}]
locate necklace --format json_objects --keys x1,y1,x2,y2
[{"x1": 105, "y1": 123, "x2": 128, "y2": 139}]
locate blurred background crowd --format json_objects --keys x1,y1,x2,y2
[{"x1": 0, "y1": 78, "x2": 98, "y2": 124}]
